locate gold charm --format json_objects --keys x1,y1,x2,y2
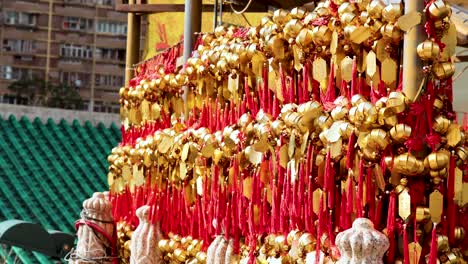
[{"x1": 429, "y1": 190, "x2": 443, "y2": 223}]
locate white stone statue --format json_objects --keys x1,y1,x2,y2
[
  {"x1": 70, "y1": 192, "x2": 115, "y2": 264},
  {"x1": 130, "y1": 205, "x2": 163, "y2": 264},
  {"x1": 335, "y1": 218, "x2": 389, "y2": 264}
]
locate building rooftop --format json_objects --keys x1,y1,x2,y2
[{"x1": 0, "y1": 115, "x2": 120, "y2": 263}]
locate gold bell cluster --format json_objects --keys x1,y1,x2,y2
[{"x1": 107, "y1": 0, "x2": 468, "y2": 263}]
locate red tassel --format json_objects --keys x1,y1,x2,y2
[
  {"x1": 279, "y1": 63, "x2": 287, "y2": 104},
  {"x1": 403, "y1": 224, "x2": 410, "y2": 264},
  {"x1": 346, "y1": 133, "x2": 356, "y2": 169},
  {"x1": 346, "y1": 175, "x2": 353, "y2": 228},
  {"x1": 350, "y1": 57, "x2": 357, "y2": 96},
  {"x1": 386, "y1": 192, "x2": 396, "y2": 263},
  {"x1": 356, "y1": 159, "x2": 364, "y2": 218},
  {"x1": 429, "y1": 223, "x2": 438, "y2": 264},
  {"x1": 316, "y1": 193, "x2": 324, "y2": 264},
  {"x1": 325, "y1": 150, "x2": 335, "y2": 209},
  {"x1": 447, "y1": 154, "x2": 456, "y2": 244}
]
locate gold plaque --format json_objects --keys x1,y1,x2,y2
[
  {"x1": 398, "y1": 190, "x2": 411, "y2": 220},
  {"x1": 429, "y1": 190, "x2": 443, "y2": 223}
]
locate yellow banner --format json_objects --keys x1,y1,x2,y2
[{"x1": 144, "y1": 0, "x2": 266, "y2": 60}]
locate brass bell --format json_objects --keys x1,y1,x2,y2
[
  {"x1": 432, "y1": 62, "x2": 455, "y2": 80},
  {"x1": 433, "y1": 115, "x2": 451, "y2": 134},
  {"x1": 455, "y1": 227, "x2": 465, "y2": 242},
  {"x1": 415, "y1": 207, "x2": 431, "y2": 222},
  {"x1": 382, "y1": 4, "x2": 402, "y2": 23},
  {"x1": 429, "y1": 167, "x2": 448, "y2": 178},
  {"x1": 389, "y1": 124, "x2": 412, "y2": 143},
  {"x1": 437, "y1": 235, "x2": 450, "y2": 253},
  {"x1": 291, "y1": 7, "x2": 307, "y2": 19},
  {"x1": 381, "y1": 23, "x2": 403, "y2": 43},
  {"x1": 272, "y1": 9, "x2": 291, "y2": 25},
  {"x1": 174, "y1": 248, "x2": 187, "y2": 262},
  {"x1": 424, "y1": 151, "x2": 450, "y2": 171},
  {"x1": 367, "y1": 0, "x2": 386, "y2": 18},
  {"x1": 312, "y1": 26, "x2": 332, "y2": 46},
  {"x1": 284, "y1": 19, "x2": 304, "y2": 39},
  {"x1": 428, "y1": 0, "x2": 450, "y2": 20},
  {"x1": 387, "y1": 92, "x2": 407, "y2": 113},
  {"x1": 457, "y1": 146, "x2": 468, "y2": 161},
  {"x1": 296, "y1": 28, "x2": 314, "y2": 48},
  {"x1": 417, "y1": 40, "x2": 441, "y2": 61}
]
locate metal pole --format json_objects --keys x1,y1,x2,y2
[
  {"x1": 45, "y1": 0, "x2": 53, "y2": 84},
  {"x1": 183, "y1": 0, "x2": 202, "y2": 117},
  {"x1": 125, "y1": 0, "x2": 141, "y2": 86},
  {"x1": 402, "y1": 0, "x2": 425, "y2": 101},
  {"x1": 183, "y1": 0, "x2": 202, "y2": 63},
  {"x1": 213, "y1": 0, "x2": 218, "y2": 31},
  {"x1": 89, "y1": 4, "x2": 98, "y2": 112}
]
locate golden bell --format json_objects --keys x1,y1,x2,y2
[
  {"x1": 390, "y1": 124, "x2": 411, "y2": 143},
  {"x1": 331, "y1": 106, "x2": 349, "y2": 121},
  {"x1": 433, "y1": 97, "x2": 444, "y2": 111},
  {"x1": 394, "y1": 183, "x2": 408, "y2": 194},
  {"x1": 341, "y1": 12, "x2": 358, "y2": 25},
  {"x1": 196, "y1": 251, "x2": 207, "y2": 262},
  {"x1": 312, "y1": 26, "x2": 332, "y2": 46},
  {"x1": 316, "y1": 115, "x2": 333, "y2": 130},
  {"x1": 272, "y1": 9, "x2": 291, "y2": 25},
  {"x1": 457, "y1": 146, "x2": 468, "y2": 161},
  {"x1": 416, "y1": 207, "x2": 431, "y2": 222},
  {"x1": 367, "y1": 129, "x2": 390, "y2": 150},
  {"x1": 382, "y1": 4, "x2": 402, "y2": 23},
  {"x1": 338, "y1": 2, "x2": 357, "y2": 14},
  {"x1": 284, "y1": 19, "x2": 304, "y2": 39},
  {"x1": 429, "y1": 167, "x2": 448, "y2": 178},
  {"x1": 362, "y1": 148, "x2": 380, "y2": 162},
  {"x1": 417, "y1": 40, "x2": 441, "y2": 61},
  {"x1": 291, "y1": 7, "x2": 307, "y2": 19},
  {"x1": 359, "y1": 11, "x2": 370, "y2": 24},
  {"x1": 367, "y1": 0, "x2": 386, "y2": 18},
  {"x1": 424, "y1": 151, "x2": 450, "y2": 171},
  {"x1": 437, "y1": 235, "x2": 450, "y2": 253},
  {"x1": 356, "y1": 0, "x2": 371, "y2": 11},
  {"x1": 298, "y1": 233, "x2": 315, "y2": 252},
  {"x1": 287, "y1": 230, "x2": 301, "y2": 245},
  {"x1": 174, "y1": 248, "x2": 187, "y2": 262},
  {"x1": 433, "y1": 115, "x2": 451, "y2": 134},
  {"x1": 387, "y1": 92, "x2": 407, "y2": 113},
  {"x1": 381, "y1": 23, "x2": 403, "y2": 43},
  {"x1": 455, "y1": 227, "x2": 465, "y2": 241},
  {"x1": 433, "y1": 62, "x2": 455, "y2": 80},
  {"x1": 315, "y1": 6, "x2": 330, "y2": 17},
  {"x1": 350, "y1": 94, "x2": 366, "y2": 106},
  {"x1": 296, "y1": 28, "x2": 314, "y2": 48},
  {"x1": 428, "y1": 0, "x2": 450, "y2": 20}
]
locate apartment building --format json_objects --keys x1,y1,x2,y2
[{"x1": 0, "y1": 0, "x2": 131, "y2": 113}]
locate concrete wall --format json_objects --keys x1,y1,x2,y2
[{"x1": 0, "y1": 103, "x2": 120, "y2": 127}]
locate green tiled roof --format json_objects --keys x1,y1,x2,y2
[{"x1": 0, "y1": 115, "x2": 120, "y2": 263}]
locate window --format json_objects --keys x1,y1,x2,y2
[
  {"x1": 1, "y1": 66, "x2": 34, "y2": 80},
  {"x1": 96, "y1": 0, "x2": 113, "y2": 6},
  {"x1": 96, "y1": 21, "x2": 127, "y2": 35},
  {"x1": 95, "y1": 48, "x2": 125, "y2": 61},
  {"x1": 5, "y1": 11, "x2": 36, "y2": 26},
  {"x1": 60, "y1": 44, "x2": 93, "y2": 59},
  {"x1": 63, "y1": 16, "x2": 93, "y2": 31},
  {"x1": 60, "y1": 71, "x2": 90, "y2": 88},
  {"x1": 3, "y1": 39, "x2": 36, "y2": 53},
  {"x1": 95, "y1": 74, "x2": 124, "y2": 87}
]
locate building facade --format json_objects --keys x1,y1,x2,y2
[{"x1": 0, "y1": 0, "x2": 131, "y2": 113}]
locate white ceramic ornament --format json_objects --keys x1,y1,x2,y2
[{"x1": 335, "y1": 218, "x2": 389, "y2": 264}]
